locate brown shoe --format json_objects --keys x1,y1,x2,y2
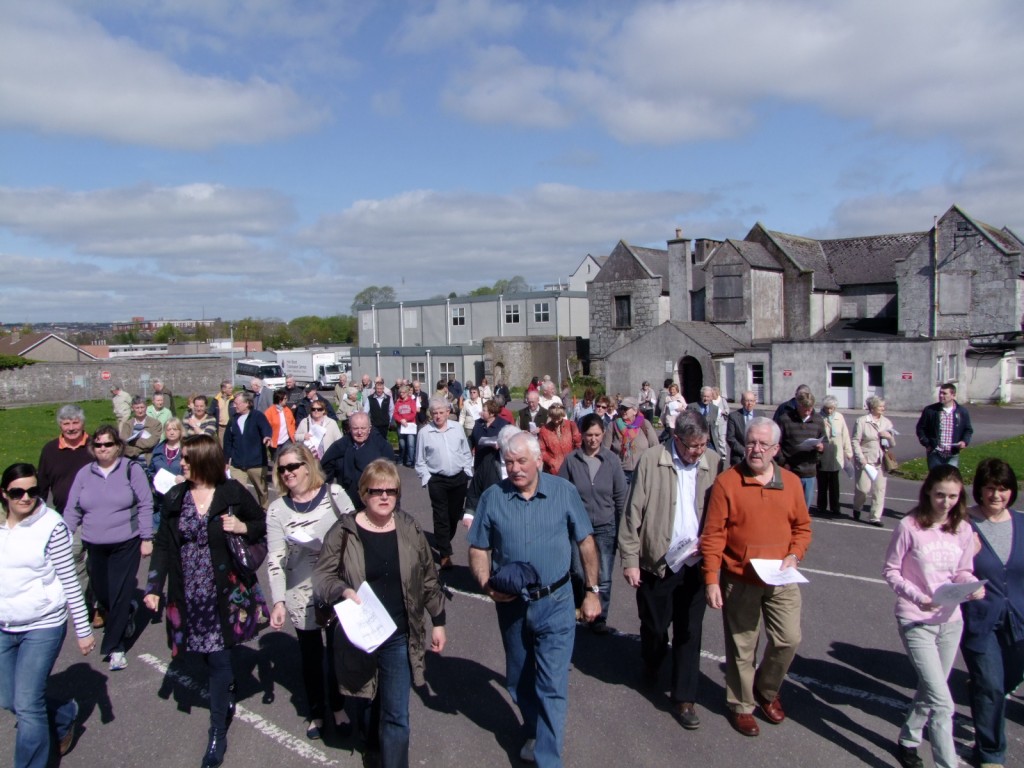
[
  {"x1": 729, "y1": 711, "x2": 759, "y2": 737},
  {"x1": 754, "y1": 688, "x2": 785, "y2": 724},
  {"x1": 672, "y1": 701, "x2": 700, "y2": 730},
  {"x1": 91, "y1": 611, "x2": 105, "y2": 629}
]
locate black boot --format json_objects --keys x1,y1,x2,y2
[
  {"x1": 201, "y1": 729, "x2": 227, "y2": 768},
  {"x1": 226, "y1": 682, "x2": 236, "y2": 728}
]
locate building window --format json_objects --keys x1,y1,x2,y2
[
  {"x1": 936, "y1": 356, "x2": 944, "y2": 385},
  {"x1": 409, "y1": 362, "x2": 425, "y2": 383},
  {"x1": 712, "y1": 268, "x2": 744, "y2": 322},
  {"x1": 614, "y1": 295, "x2": 632, "y2": 328},
  {"x1": 439, "y1": 362, "x2": 455, "y2": 382},
  {"x1": 947, "y1": 354, "x2": 959, "y2": 381},
  {"x1": 505, "y1": 304, "x2": 520, "y2": 324},
  {"x1": 451, "y1": 306, "x2": 465, "y2": 326},
  {"x1": 866, "y1": 364, "x2": 884, "y2": 387},
  {"x1": 534, "y1": 302, "x2": 550, "y2": 323},
  {"x1": 938, "y1": 273, "x2": 970, "y2": 315},
  {"x1": 750, "y1": 363, "x2": 765, "y2": 402},
  {"x1": 1016, "y1": 358, "x2": 1024, "y2": 379},
  {"x1": 403, "y1": 309, "x2": 418, "y2": 329}
]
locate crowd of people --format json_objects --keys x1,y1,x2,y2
[{"x1": 0, "y1": 373, "x2": 1019, "y2": 768}]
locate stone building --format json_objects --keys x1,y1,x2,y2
[{"x1": 589, "y1": 205, "x2": 1024, "y2": 408}]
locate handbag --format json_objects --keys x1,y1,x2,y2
[
  {"x1": 314, "y1": 529, "x2": 348, "y2": 629},
  {"x1": 223, "y1": 504, "x2": 268, "y2": 581},
  {"x1": 882, "y1": 449, "x2": 899, "y2": 473}
]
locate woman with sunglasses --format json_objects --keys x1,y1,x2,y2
[
  {"x1": 266, "y1": 444, "x2": 354, "y2": 740},
  {"x1": 144, "y1": 434, "x2": 269, "y2": 768},
  {"x1": 1, "y1": 463, "x2": 96, "y2": 767},
  {"x1": 295, "y1": 398, "x2": 342, "y2": 460},
  {"x1": 313, "y1": 458, "x2": 446, "y2": 768},
  {"x1": 65, "y1": 425, "x2": 153, "y2": 672}
]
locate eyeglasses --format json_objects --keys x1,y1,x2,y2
[
  {"x1": 93, "y1": 441, "x2": 116, "y2": 448},
  {"x1": 180, "y1": 454, "x2": 190, "y2": 462},
  {"x1": 366, "y1": 487, "x2": 399, "y2": 498},
  {"x1": 5, "y1": 486, "x2": 39, "y2": 500},
  {"x1": 311, "y1": 407, "x2": 325, "y2": 412},
  {"x1": 746, "y1": 441, "x2": 777, "y2": 450},
  {"x1": 278, "y1": 462, "x2": 305, "y2": 474}
]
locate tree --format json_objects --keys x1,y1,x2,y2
[
  {"x1": 153, "y1": 323, "x2": 177, "y2": 343},
  {"x1": 351, "y1": 285, "x2": 396, "y2": 314},
  {"x1": 466, "y1": 275, "x2": 530, "y2": 297}
]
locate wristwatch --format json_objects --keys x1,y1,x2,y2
[{"x1": 586, "y1": 585, "x2": 600, "y2": 594}]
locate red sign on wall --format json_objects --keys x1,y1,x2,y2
[
  {"x1": 901, "y1": 372, "x2": 913, "y2": 380},
  {"x1": 101, "y1": 371, "x2": 111, "y2": 380},
  {"x1": 782, "y1": 369, "x2": 793, "y2": 377}
]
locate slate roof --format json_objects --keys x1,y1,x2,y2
[
  {"x1": 0, "y1": 332, "x2": 97, "y2": 359},
  {"x1": 956, "y1": 206, "x2": 1023, "y2": 254},
  {"x1": 764, "y1": 229, "x2": 841, "y2": 291},
  {"x1": 630, "y1": 245, "x2": 670, "y2": 293},
  {"x1": 726, "y1": 239, "x2": 783, "y2": 270},
  {"x1": 820, "y1": 233, "x2": 924, "y2": 286},
  {"x1": 663, "y1": 320, "x2": 744, "y2": 354}
]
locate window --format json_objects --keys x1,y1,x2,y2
[
  {"x1": 614, "y1": 295, "x2": 632, "y2": 328},
  {"x1": 409, "y1": 362, "x2": 425, "y2": 383},
  {"x1": 1016, "y1": 358, "x2": 1024, "y2": 379},
  {"x1": 866, "y1": 364, "x2": 884, "y2": 387},
  {"x1": 938, "y1": 273, "x2": 970, "y2": 315},
  {"x1": 505, "y1": 304, "x2": 520, "y2": 324},
  {"x1": 403, "y1": 309, "x2": 418, "y2": 329},
  {"x1": 935, "y1": 356, "x2": 944, "y2": 385},
  {"x1": 534, "y1": 302, "x2": 550, "y2": 323},
  {"x1": 712, "y1": 267, "x2": 744, "y2": 322},
  {"x1": 947, "y1": 354, "x2": 959, "y2": 381},
  {"x1": 750, "y1": 363, "x2": 765, "y2": 402},
  {"x1": 830, "y1": 365, "x2": 853, "y2": 388},
  {"x1": 439, "y1": 362, "x2": 455, "y2": 381},
  {"x1": 451, "y1": 306, "x2": 466, "y2": 326}
]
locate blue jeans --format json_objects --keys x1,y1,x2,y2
[
  {"x1": 570, "y1": 523, "x2": 616, "y2": 621},
  {"x1": 961, "y1": 627, "x2": 1024, "y2": 766},
  {"x1": 375, "y1": 633, "x2": 411, "y2": 768},
  {"x1": 0, "y1": 624, "x2": 75, "y2": 768},
  {"x1": 398, "y1": 433, "x2": 416, "y2": 467},
  {"x1": 799, "y1": 476, "x2": 815, "y2": 512},
  {"x1": 496, "y1": 581, "x2": 576, "y2": 767},
  {"x1": 898, "y1": 620, "x2": 962, "y2": 768},
  {"x1": 927, "y1": 452, "x2": 959, "y2": 470}
]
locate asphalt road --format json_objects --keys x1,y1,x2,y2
[{"x1": 3, "y1": 404, "x2": 1022, "y2": 768}]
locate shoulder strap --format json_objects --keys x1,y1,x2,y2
[{"x1": 326, "y1": 487, "x2": 346, "y2": 519}]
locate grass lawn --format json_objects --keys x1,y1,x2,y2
[
  {"x1": 0, "y1": 398, "x2": 187, "y2": 470},
  {"x1": 895, "y1": 434, "x2": 1024, "y2": 486}
]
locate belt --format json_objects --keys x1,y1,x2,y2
[{"x1": 527, "y1": 572, "x2": 570, "y2": 601}]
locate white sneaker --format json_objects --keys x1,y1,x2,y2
[
  {"x1": 109, "y1": 651, "x2": 128, "y2": 671},
  {"x1": 519, "y1": 738, "x2": 536, "y2": 763}
]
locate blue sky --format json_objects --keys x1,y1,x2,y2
[{"x1": 2, "y1": 0, "x2": 1023, "y2": 323}]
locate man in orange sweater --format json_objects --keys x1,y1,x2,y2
[{"x1": 700, "y1": 417, "x2": 812, "y2": 738}]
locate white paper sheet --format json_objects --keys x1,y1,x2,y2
[
  {"x1": 797, "y1": 437, "x2": 824, "y2": 451},
  {"x1": 750, "y1": 558, "x2": 809, "y2": 586},
  {"x1": 286, "y1": 530, "x2": 321, "y2": 549},
  {"x1": 399, "y1": 422, "x2": 417, "y2": 435},
  {"x1": 336, "y1": 582, "x2": 398, "y2": 653},
  {"x1": 863, "y1": 464, "x2": 879, "y2": 481},
  {"x1": 153, "y1": 468, "x2": 179, "y2": 495},
  {"x1": 932, "y1": 580, "x2": 987, "y2": 607},
  {"x1": 665, "y1": 537, "x2": 700, "y2": 573}
]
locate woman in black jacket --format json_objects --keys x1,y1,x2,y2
[{"x1": 144, "y1": 434, "x2": 269, "y2": 768}]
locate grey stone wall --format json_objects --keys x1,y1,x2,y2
[
  {"x1": 483, "y1": 336, "x2": 584, "y2": 389},
  {"x1": 589, "y1": 277, "x2": 662, "y2": 358},
  {"x1": 0, "y1": 357, "x2": 235, "y2": 406}
]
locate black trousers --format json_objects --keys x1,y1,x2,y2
[
  {"x1": 295, "y1": 625, "x2": 344, "y2": 721},
  {"x1": 85, "y1": 537, "x2": 140, "y2": 656},
  {"x1": 427, "y1": 471, "x2": 468, "y2": 558},
  {"x1": 816, "y1": 469, "x2": 841, "y2": 515},
  {"x1": 636, "y1": 563, "x2": 707, "y2": 703}
]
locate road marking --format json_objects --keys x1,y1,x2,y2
[
  {"x1": 801, "y1": 567, "x2": 886, "y2": 585},
  {"x1": 138, "y1": 653, "x2": 341, "y2": 766}
]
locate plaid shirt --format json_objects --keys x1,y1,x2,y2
[{"x1": 937, "y1": 408, "x2": 954, "y2": 455}]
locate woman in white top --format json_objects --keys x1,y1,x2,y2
[
  {"x1": 295, "y1": 401, "x2": 342, "y2": 459},
  {"x1": 266, "y1": 444, "x2": 354, "y2": 740},
  {"x1": 660, "y1": 383, "x2": 687, "y2": 440},
  {"x1": 816, "y1": 396, "x2": 853, "y2": 518},
  {"x1": 477, "y1": 377, "x2": 493, "y2": 402},
  {"x1": 459, "y1": 385, "x2": 485, "y2": 437},
  {"x1": 1, "y1": 462, "x2": 95, "y2": 766},
  {"x1": 852, "y1": 396, "x2": 896, "y2": 526}
]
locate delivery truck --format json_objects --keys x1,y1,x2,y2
[{"x1": 276, "y1": 350, "x2": 342, "y2": 389}]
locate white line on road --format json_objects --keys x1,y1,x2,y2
[
  {"x1": 138, "y1": 653, "x2": 341, "y2": 766},
  {"x1": 801, "y1": 567, "x2": 886, "y2": 584}
]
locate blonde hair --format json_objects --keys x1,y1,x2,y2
[{"x1": 273, "y1": 443, "x2": 326, "y2": 497}]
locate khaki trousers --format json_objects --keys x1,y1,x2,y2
[
  {"x1": 721, "y1": 574, "x2": 802, "y2": 713},
  {"x1": 229, "y1": 465, "x2": 268, "y2": 509},
  {"x1": 853, "y1": 465, "x2": 888, "y2": 522}
]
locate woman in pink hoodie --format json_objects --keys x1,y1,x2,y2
[{"x1": 883, "y1": 465, "x2": 984, "y2": 768}]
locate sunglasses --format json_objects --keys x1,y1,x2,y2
[
  {"x1": 366, "y1": 488, "x2": 398, "y2": 498},
  {"x1": 311, "y1": 407, "x2": 325, "y2": 412},
  {"x1": 278, "y1": 462, "x2": 305, "y2": 474},
  {"x1": 93, "y1": 441, "x2": 116, "y2": 448},
  {"x1": 5, "y1": 486, "x2": 39, "y2": 501}
]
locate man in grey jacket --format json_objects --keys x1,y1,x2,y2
[{"x1": 618, "y1": 411, "x2": 720, "y2": 731}]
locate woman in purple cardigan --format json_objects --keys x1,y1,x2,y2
[{"x1": 65, "y1": 425, "x2": 153, "y2": 673}]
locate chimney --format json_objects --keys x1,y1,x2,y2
[{"x1": 667, "y1": 228, "x2": 692, "y2": 322}]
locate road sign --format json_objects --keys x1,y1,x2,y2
[{"x1": 101, "y1": 371, "x2": 111, "y2": 380}]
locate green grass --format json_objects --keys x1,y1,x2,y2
[
  {"x1": 0, "y1": 397, "x2": 187, "y2": 470},
  {"x1": 895, "y1": 434, "x2": 1024, "y2": 485}
]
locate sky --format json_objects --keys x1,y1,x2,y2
[{"x1": 2, "y1": 0, "x2": 1024, "y2": 324}]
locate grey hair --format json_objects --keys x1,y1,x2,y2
[
  {"x1": 428, "y1": 396, "x2": 450, "y2": 413},
  {"x1": 866, "y1": 396, "x2": 886, "y2": 411},
  {"x1": 700, "y1": 386, "x2": 714, "y2": 397},
  {"x1": 745, "y1": 416, "x2": 781, "y2": 444},
  {"x1": 349, "y1": 410, "x2": 370, "y2": 427},
  {"x1": 821, "y1": 395, "x2": 839, "y2": 410},
  {"x1": 673, "y1": 410, "x2": 710, "y2": 441},
  {"x1": 501, "y1": 430, "x2": 540, "y2": 462},
  {"x1": 131, "y1": 395, "x2": 146, "y2": 407},
  {"x1": 56, "y1": 404, "x2": 85, "y2": 424},
  {"x1": 234, "y1": 390, "x2": 254, "y2": 406}
]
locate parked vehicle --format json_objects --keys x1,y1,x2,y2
[
  {"x1": 234, "y1": 359, "x2": 286, "y2": 390},
  {"x1": 276, "y1": 350, "x2": 342, "y2": 389}
]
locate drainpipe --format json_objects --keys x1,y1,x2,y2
[{"x1": 931, "y1": 216, "x2": 939, "y2": 337}]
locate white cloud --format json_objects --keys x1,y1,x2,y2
[
  {"x1": 393, "y1": 0, "x2": 526, "y2": 53},
  {"x1": 0, "y1": 1, "x2": 326, "y2": 149}
]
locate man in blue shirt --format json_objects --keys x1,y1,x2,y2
[{"x1": 468, "y1": 431, "x2": 601, "y2": 766}]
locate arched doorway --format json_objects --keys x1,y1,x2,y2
[{"x1": 678, "y1": 356, "x2": 703, "y2": 404}]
